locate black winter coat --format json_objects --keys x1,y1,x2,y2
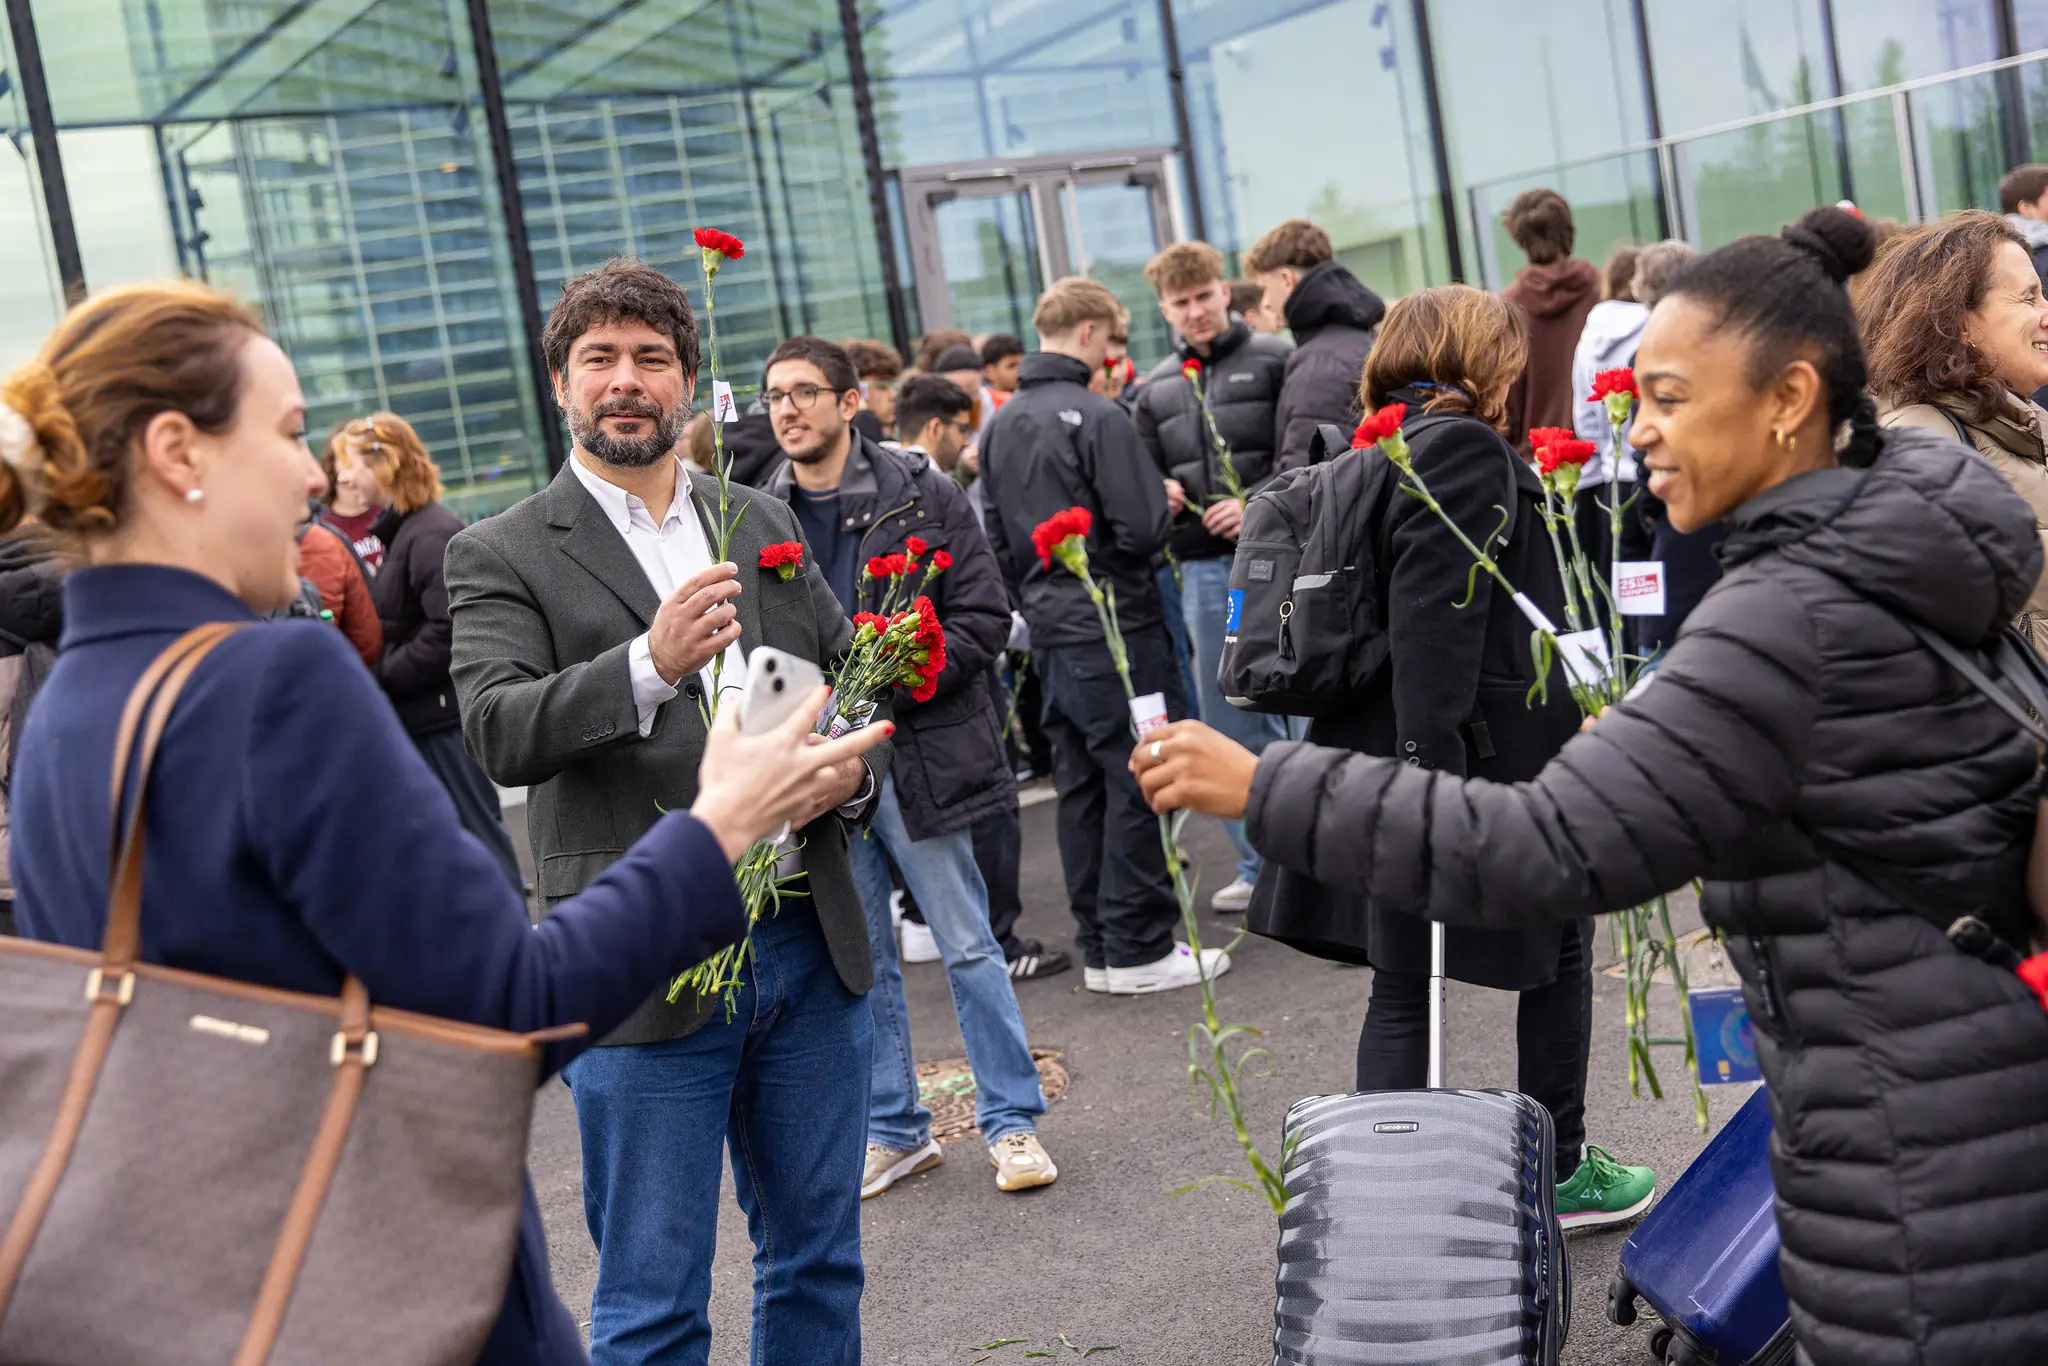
[
  {"x1": 1246, "y1": 404, "x2": 1584, "y2": 989},
  {"x1": 370, "y1": 501, "x2": 466, "y2": 735},
  {"x1": 764, "y1": 435, "x2": 1015, "y2": 841},
  {"x1": 1245, "y1": 426, "x2": 2048, "y2": 1366},
  {"x1": 982, "y1": 352, "x2": 1171, "y2": 648},
  {"x1": 1131, "y1": 320, "x2": 1292, "y2": 561},
  {"x1": 1275, "y1": 260, "x2": 1385, "y2": 469}
]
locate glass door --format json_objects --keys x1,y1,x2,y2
[{"x1": 899, "y1": 148, "x2": 1183, "y2": 368}]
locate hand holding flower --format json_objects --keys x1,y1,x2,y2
[{"x1": 1131, "y1": 720, "x2": 1259, "y2": 820}]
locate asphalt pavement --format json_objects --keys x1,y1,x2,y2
[{"x1": 518, "y1": 793, "x2": 1753, "y2": 1366}]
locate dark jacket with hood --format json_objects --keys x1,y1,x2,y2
[
  {"x1": 370, "y1": 500, "x2": 466, "y2": 735},
  {"x1": 763, "y1": 433, "x2": 1015, "y2": 841},
  {"x1": 1246, "y1": 425, "x2": 2048, "y2": 1366},
  {"x1": 1502, "y1": 256, "x2": 1601, "y2": 453},
  {"x1": 0, "y1": 528, "x2": 61, "y2": 917},
  {"x1": 1247, "y1": 398, "x2": 1583, "y2": 989},
  {"x1": 1130, "y1": 319, "x2": 1292, "y2": 561},
  {"x1": 981, "y1": 351, "x2": 1172, "y2": 649},
  {"x1": 1276, "y1": 261, "x2": 1386, "y2": 468}
]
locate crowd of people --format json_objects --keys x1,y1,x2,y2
[{"x1": 4, "y1": 159, "x2": 2048, "y2": 1366}]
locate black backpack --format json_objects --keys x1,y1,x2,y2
[{"x1": 1218, "y1": 416, "x2": 1456, "y2": 715}]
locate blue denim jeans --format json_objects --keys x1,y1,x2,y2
[
  {"x1": 849, "y1": 775, "x2": 1045, "y2": 1150},
  {"x1": 1179, "y1": 553, "x2": 1289, "y2": 883},
  {"x1": 1156, "y1": 562, "x2": 1201, "y2": 723},
  {"x1": 562, "y1": 906, "x2": 870, "y2": 1366}
]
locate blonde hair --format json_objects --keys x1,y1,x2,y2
[
  {"x1": 1033, "y1": 277, "x2": 1128, "y2": 338},
  {"x1": 1143, "y1": 241, "x2": 1226, "y2": 296},
  {"x1": 340, "y1": 411, "x2": 443, "y2": 514},
  {"x1": 0, "y1": 281, "x2": 266, "y2": 539}
]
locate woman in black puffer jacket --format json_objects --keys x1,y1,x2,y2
[
  {"x1": 1135, "y1": 217, "x2": 2048, "y2": 1366},
  {"x1": 338, "y1": 413, "x2": 524, "y2": 895}
]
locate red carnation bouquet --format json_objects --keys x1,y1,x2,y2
[{"x1": 820, "y1": 542, "x2": 951, "y2": 735}]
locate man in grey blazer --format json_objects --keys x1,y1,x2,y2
[{"x1": 446, "y1": 259, "x2": 888, "y2": 1366}]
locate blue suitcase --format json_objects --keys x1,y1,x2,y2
[{"x1": 1607, "y1": 1086, "x2": 1794, "y2": 1365}]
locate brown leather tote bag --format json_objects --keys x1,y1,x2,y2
[{"x1": 0, "y1": 623, "x2": 582, "y2": 1365}]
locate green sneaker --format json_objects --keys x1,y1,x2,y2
[{"x1": 1555, "y1": 1144, "x2": 1656, "y2": 1231}]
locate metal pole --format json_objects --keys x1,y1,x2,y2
[
  {"x1": 462, "y1": 0, "x2": 566, "y2": 478},
  {"x1": 1625, "y1": 0, "x2": 1673, "y2": 241},
  {"x1": 1995, "y1": 0, "x2": 2033, "y2": 174},
  {"x1": 1893, "y1": 89, "x2": 1924, "y2": 222},
  {"x1": 1155, "y1": 0, "x2": 1207, "y2": 243},
  {"x1": 835, "y1": 0, "x2": 911, "y2": 356},
  {"x1": 1816, "y1": 0, "x2": 1857, "y2": 204},
  {"x1": 5, "y1": 0, "x2": 85, "y2": 305},
  {"x1": 1426, "y1": 920, "x2": 1447, "y2": 1090},
  {"x1": 1657, "y1": 140, "x2": 1684, "y2": 241},
  {"x1": 1409, "y1": 0, "x2": 1465, "y2": 283}
]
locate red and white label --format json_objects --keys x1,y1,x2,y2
[{"x1": 1614, "y1": 561, "x2": 1666, "y2": 617}]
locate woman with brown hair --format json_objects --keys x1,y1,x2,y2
[
  {"x1": 0, "y1": 280, "x2": 890, "y2": 1364},
  {"x1": 1243, "y1": 283, "x2": 1657, "y2": 1226},
  {"x1": 338, "y1": 412, "x2": 523, "y2": 891},
  {"x1": 1859, "y1": 210, "x2": 2048, "y2": 649}
]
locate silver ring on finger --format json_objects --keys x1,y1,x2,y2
[{"x1": 1149, "y1": 740, "x2": 1163, "y2": 764}]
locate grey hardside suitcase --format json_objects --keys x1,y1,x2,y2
[{"x1": 1273, "y1": 921, "x2": 1570, "y2": 1364}]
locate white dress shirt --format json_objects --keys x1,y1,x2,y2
[{"x1": 569, "y1": 454, "x2": 748, "y2": 736}]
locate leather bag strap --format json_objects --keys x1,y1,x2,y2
[{"x1": 0, "y1": 623, "x2": 245, "y2": 1315}]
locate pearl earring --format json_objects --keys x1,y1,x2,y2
[{"x1": 185, "y1": 488, "x2": 204, "y2": 504}]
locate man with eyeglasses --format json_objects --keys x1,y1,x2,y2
[{"x1": 757, "y1": 337, "x2": 1060, "y2": 1201}]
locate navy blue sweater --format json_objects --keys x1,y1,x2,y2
[{"x1": 12, "y1": 564, "x2": 748, "y2": 1366}]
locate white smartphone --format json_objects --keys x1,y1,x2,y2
[{"x1": 738, "y1": 646, "x2": 824, "y2": 736}]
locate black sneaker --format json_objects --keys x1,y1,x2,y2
[{"x1": 1007, "y1": 940, "x2": 1072, "y2": 981}]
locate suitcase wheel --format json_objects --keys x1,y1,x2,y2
[
  {"x1": 1607, "y1": 1272, "x2": 1640, "y2": 1327},
  {"x1": 1648, "y1": 1326, "x2": 1674, "y2": 1362}
]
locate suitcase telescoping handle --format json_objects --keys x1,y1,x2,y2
[{"x1": 1428, "y1": 919, "x2": 1447, "y2": 1089}]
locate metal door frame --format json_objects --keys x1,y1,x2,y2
[{"x1": 897, "y1": 147, "x2": 1181, "y2": 332}]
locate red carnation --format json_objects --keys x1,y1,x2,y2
[
  {"x1": 693, "y1": 227, "x2": 745, "y2": 260},
  {"x1": 1588, "y1": 368, "x2": 1637, "y2": 402},
  {"x1": 1031, "y1": 506, "x2": 1094, "y2": 570},
  {"x1": 1535, "y1": 437, "x2": 1598, "y2": 475},
  {"x1": 2020, "y1": 953, "x2": 2048, "y2": 1013},
  {"x1": 907, "y1": 597, "x2": 948, "y2": 701},
  {"x1": 852, "y1": 611, "x2": 887, "y2": 636},
  {"x1": 931, "y1": 549, "x2": 953, "y2": 572},
  {"x1": 1181, "y1": 357, "x2": 1201, "y2": 378},
  {"x1": 864, "y1": 553, "x2": 910, "y2": 580},
  {"x1": 905, "y1": 535, "x2": 927, "y2": 558},
  {"x1": 758, "y1": 541, "x2": 803, "y2": 581},
  {"x1": 1527, "y1": 426, "x2": 1575, "y2": 452},
  {"x1": 1351, "y1": 403, "x2": 1407, "y2": 449}
]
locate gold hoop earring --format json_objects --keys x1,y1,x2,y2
[{"x1": 1773, "y1": 427, "x2": 1792, "y2": 452}]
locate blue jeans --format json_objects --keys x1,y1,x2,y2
[
  {"x1": 563, "y1": 906, "x2": 870, "y2": 1366},
  {"x1": 1156, "y1": 562, "x2": 1201, "y2": 723},
  {"x1": 849, "y1": 774, "x2": 1045, "y2": 1150},
  {"x1": 1180, "y1": 554, "x2": 1289, "y2": 883}
]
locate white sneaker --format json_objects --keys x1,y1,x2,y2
[
  {"x1": 1083, "y1": 966, "x2": 1109, "y2": 992},
  {"x1": 1104, "y1": 943, "x2": 1231, "y2": 995},
  {"x1": 900, "y1": 919, "x2": 940, "y2": 964},
  {"x1": 1210, "y1": 877, "x2": 1255, "y2": 913},
  {"x1": 989, "y1": 1131, "x2": 1059, "y2": 1191},
  {"x1": 861, "y1": 1139, "x2": 942, "y2": 1199}
]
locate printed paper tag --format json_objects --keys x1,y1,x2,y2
[
  {"x1": 711, "y1": 380, "x2": 736, "y2": 424},
  {"x1": 1510, "y1": 592, "x2": 1560, "y2": 637},
  {"x1": 1553, "y1": 628, "x2": 1611, "y2": 689},
  {"x1": 1614, "y1": 561, "x2": 1667, "y2": 617},
  {"x1": 1129, "y1": 692, "x2": 1170, "y2": 738}
]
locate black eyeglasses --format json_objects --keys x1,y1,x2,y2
[{"x1": 763, "y1": 384, "x2": 846, "y2": 410}]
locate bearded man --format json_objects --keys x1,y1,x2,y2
[{"x1": 445, "y1": 258, "x2": 887, "y2": 1366}]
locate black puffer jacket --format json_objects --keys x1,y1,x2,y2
[
  {"x1": 762, "y1": 435, "x2": 1014, "y2": 842},
  {"x1": 1131, "y1": 320, "x2": 1291, "y2": 561},
  {"x1": 982, "y1": 352, "x2": 1171, "y2": 648},
  {"x1": 1245, "y1": 426, "x2": 2048, "y2": 1366},
  {"x1": 1275, "y1": 260, "x2": 1385, "y2": 469},
  {"x1": 370, "y1": 501, "x2": 466, "y2": 735}
]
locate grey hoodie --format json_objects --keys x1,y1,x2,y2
[{"x1": 1569, "y1": 298, "x2": 1647, "y2": 487}]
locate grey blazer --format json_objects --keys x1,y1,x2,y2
[{"x1": 445, "y1": 461, "x2": 888, "y2": 1045}]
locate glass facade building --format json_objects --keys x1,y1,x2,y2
[{"x1": 5, "y1": 0, "x2": 2046, "y2": 514}]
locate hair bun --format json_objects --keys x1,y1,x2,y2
[{"x1": 1781, "y1": 206, "x2": 1877, "y2": 284}]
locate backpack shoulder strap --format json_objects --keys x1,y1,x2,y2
[{"x1": 1308, "y1": 423, "x2": 1350, "y2": 464}]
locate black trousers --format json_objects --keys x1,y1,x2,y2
[
  {"x1": 413, "y1": 724, "x2": 525, "y2": 899},
  {"x1": 1354, "y1": 918, "x2": 1593, "y2": 1178},
  {"x1": 1035, "y1": 624, "x2": 1189, "y2": 969},
  {"x1": 971, "y1": 804, "x2": 1025, "y2": 958}
]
